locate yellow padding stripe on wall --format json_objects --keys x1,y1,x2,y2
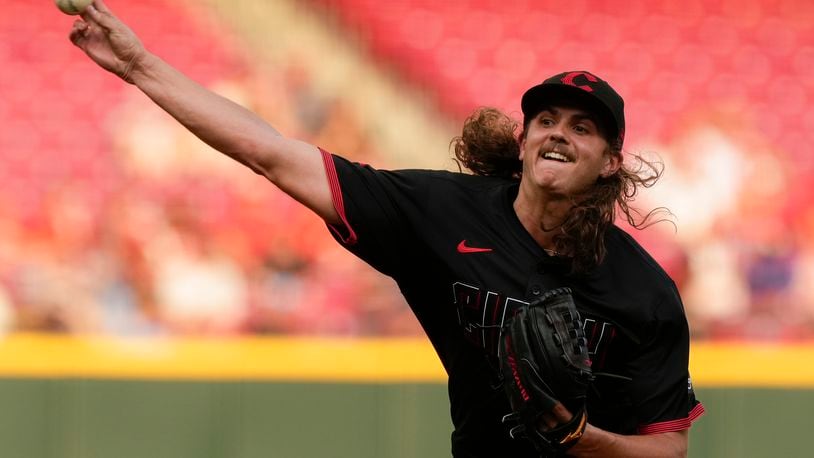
[
  {"x1": 689, "y1": 342, "x2": 814, "y2": 388},
  {"x1": 0, "y1": 334, "x2": 445, "y2": 382},
  {"x1": 0, "y1": 334, "x2": 813, "y2": 387}
]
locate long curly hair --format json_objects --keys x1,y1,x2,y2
[{"x1": 451, "y1": 107, "x2": 668, "y2": 273}]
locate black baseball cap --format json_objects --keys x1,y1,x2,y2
[{"x1": 521, "y1": 71, "x2": 625, "y2": 149}]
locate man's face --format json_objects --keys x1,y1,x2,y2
[{"x1": 519, "y1": 104, "x2": 620, "y2": 198}]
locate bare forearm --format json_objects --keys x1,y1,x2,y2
[
  {"x1": 126, "y1": 51, "x2": 337, "y2": 221},
  {"x1": 569, "y1": 425, "x2": 687, "y2": 458},
  {"x1": 71, "y1": 1, "x2": 337, "y2": 221},
  {"x1": 129, "y1": 52, "x2": 283, "y2": 176}
]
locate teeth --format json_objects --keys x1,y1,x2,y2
[{"x1": 543, "y1": 151, "x2": 571, "y2": 162}]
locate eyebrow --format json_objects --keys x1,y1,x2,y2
[{"x1": 538, "y1": 105, "x2": 599, "y2": 125}]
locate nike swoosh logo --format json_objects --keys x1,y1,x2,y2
[{"x1": 457, "y1": 240, "x2": 493, "y2": 253}]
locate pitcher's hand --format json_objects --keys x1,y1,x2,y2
[{"x1": 69, "y1": 0, "x2": 146, "y2": 83}]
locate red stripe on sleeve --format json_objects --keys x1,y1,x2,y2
[
  {"x1": 319, "y1": 147, "x2": 358, "y2": 246},
  {"x1": 637, "y1": 403, "x2": 706, "y2": 435}
]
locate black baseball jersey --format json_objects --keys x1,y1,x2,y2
[{"x1": 320, "y1": 149, "x2": 704, "y2": 457}]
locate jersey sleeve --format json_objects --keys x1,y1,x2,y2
[
  {"x1": 320, "y1": 149, "x2": 433, "y2": 277},
  {"x1": 628, "y1": 287, "x2": 705, "y2": 434}
]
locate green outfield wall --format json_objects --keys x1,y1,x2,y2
[{"x1": 1, "y1": 334, "x2": 813, "y2": 458}]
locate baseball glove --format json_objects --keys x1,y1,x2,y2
[{"x1": 499, "y1": 287, "x2": 594, "y2": 456}]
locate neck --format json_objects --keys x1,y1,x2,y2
[{"x1": 513, "y1": 187, "x2": 572, "y2": 251}]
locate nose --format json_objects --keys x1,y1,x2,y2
[{"x1": 548, "y1": 122, "x2": 569, "y2": 144}]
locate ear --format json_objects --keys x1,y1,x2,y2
[
  {"x1": 600, "y1": 152, "x2": 622, "y2": 177},
  {"x1": 518, "y1": 131, "x2": 527, "y2": 160}
]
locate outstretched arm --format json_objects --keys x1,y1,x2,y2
[{"x1": 68, "y1": 0, "x2": 339, "y2": 224}]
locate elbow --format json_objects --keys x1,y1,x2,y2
[
  {"x1": 213, "y1": 122, "x2": 286, "y2": 178},
  {"x1": 228, "y1": 138, "x2": 277, "y2": 178},
  {"x1": 244, "y1": 157, "x2": 271, "y2": 177},
  {"x1": 248, "y1": 135, "x2": 292, "y2": 180}
]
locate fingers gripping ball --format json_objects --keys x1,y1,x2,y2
[
  {"x1": 499, "y1": 287, "x2": 594, "y2": 455},
  {"x1": 55, "y1": 0, "x2": 93, "y2": 15}
]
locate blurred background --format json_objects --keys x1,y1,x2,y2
[{"x1": 1, "y1": 0, "x2": 813, "y2": 457}]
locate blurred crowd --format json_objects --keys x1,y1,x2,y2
[
  {"x1": 0, "y1": 178, "x2": 419, "y2": 337},
  {"x1": 635, "y1": 106, "x2": 814, "y2": 341},
  {"x1": 1, "y1": 77, "x2": 812, "y2": 340}
]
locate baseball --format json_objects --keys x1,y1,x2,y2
[{"x1": 55, "y1": 0, "x2": 93, "y2": 15}]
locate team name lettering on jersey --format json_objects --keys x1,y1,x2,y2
[
  {"x1": 582, "y1": 318, "x2": 617, "y2": 370},
  {"x1": 452, "y1": 281, "x2": 617, "y2": 369},
  {"x1": 452, "y1": 282, "x2": 526, "y2": 352}
]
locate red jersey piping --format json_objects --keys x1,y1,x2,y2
[
  {"x1": 637, "y1": 403, "x2": 706, "y2": 435},
  {"x1": 319, "y1": 148, "x2": 358, "y2": 246}
]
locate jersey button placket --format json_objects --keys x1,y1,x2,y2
[{"x1": 525, "y1": 272, "x2": 549, "y2": 298}]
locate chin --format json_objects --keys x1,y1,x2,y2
[{"x1": 532, "y1": 169, "x2": 561, "y2": 187}]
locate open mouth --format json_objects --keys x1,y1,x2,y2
[{"x1": 541, "y1": 151, "x2": 572, "y2": 163}]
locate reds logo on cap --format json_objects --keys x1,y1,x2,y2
[{"x1": 560, "y1": 72, "x2": 600, "y2": 93}]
